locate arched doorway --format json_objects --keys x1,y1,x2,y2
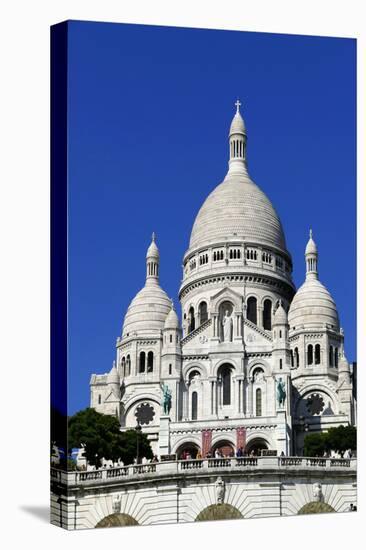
[
  {"x1": 298, "y1": 502, "x2": 335, "y2": 515},
  {"x1": 211, "y1": 440, "x2": 235, "y2": 458},
  {"x1": 95, "y1": 513, "x2": 139, "y2": 528},
  {"x1": 196, "y1": 504, "x2": 243, "y2": 522},
  {"x1": 176, "y1": 442, "x2": 200, "y2": 459},
  {"x1": 245, "y1": 438, "x2": 269, "y2": 456}
]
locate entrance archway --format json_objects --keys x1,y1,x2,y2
[
  {"x1": 298, "y1": 502, "x2": 335, "y2": 515},
  {"x1": 95, "y1": 513, "x2": 139, "y2": 528},
  {"x1": 245, "y1": 438, "x2": 269, "y2": 456},
  {"x1": 211, "y1": 440, "x2": 235, "y2": 458},
  {"x1": 196, "y1": 504, "x2": 243, "y2": 522},
  {"x1": 176, "y1": 442, "x2": 200, "y2": 459}
]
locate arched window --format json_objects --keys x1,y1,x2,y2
[
  {"x1": 139, "y1": 351, "x2": 146, "y2": 373},
  {"x1": 192, "y1": 391, "x2": 198, "y2": 420},
  {"x1": 256, "y1": 388, "x2": 262, "y2": 417},
  {"x1": 199, "y1": 301, "x2": 208, "y2": 325},
  {"x1": 279, "y1": 359, "x2": 283, "y2": 369},
  {"x1": 290, "y1": 350, "x2": 294, "y2": 367},
  {"x1": 329, "y1": 345, "x2": 334, "y2": 367},
  {"x1": 294, "y1": 347, "x2": 299, "y2": 368},
  {"x1": 247, "y1": 297, "x2": 257, "y2": 325},
  {"x1": 147, "y1": 351, "x2": 154, "y2": 372},
  {"x1": 169, "y1": 334, "x2": 173, "y2": 343},
  {"x1": 121, "y1": 356, "x2": 126, "y2": 377},
  {"x1": 98, "y1": 394, "x2": 101, "y2": 405},
  {"x1": 219, "y1": 365, "x2": 232, "y2": 406},
  {"x1": 188, "y1": 306, "x2": 195, "y2": 333},
  {"x1": 126, "y1": 355, "x2": 131, "y2": 376},
  {"x1": 307, "y1": 345, "x2": 313, "y2": 365},
  {"x1": 315, "y1": 344, "x2": 321, "y2": 365},
  {"x1": 334, "y1": 347, "x2": 338, "y2": 367},
  {"x1": 262, "y1": 299, "x2": 272, "y2": 330}
]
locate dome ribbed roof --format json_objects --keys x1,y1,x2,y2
[
  {"x1": 122, "y1": 283, "x2": 171, "y2": 337},
  {"x1": 230, "y1": 111, "x2": 246, "y2": 135},
  {"x1": 189, "y1": 171, "x2": 287, "y2": 251},
  {"x1": 164, "y1": 306, "x2": 180, "y2": 330},
  {"x1": 107, "y1": 363, "x2": 119, "y2": 384},
  {"x1": 288, "y1": 278, "x2": 339, "y2": 330},
  {"x1": 273, "y1": 302, "x2": 288, "y2": 325},
  {"x1": 305, "y1": 236, "x2": 317, "y2": 255}
]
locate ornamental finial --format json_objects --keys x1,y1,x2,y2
[
  {"x1": 235, "y1": 98, "x2": 242, "y2": 113},
  {"x1": 309, "y1": 228, "x2": 313, "y2": 239},
  {"x1": 152, "y1": 231, "x2": 156, "y2": 242}
]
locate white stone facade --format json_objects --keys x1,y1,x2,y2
[{"x1": 90, "y1": 103, "x2": 355, "y2": 458}]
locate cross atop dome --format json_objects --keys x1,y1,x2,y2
[{"x1": 235, "y1": 98, "x2": 242, "y2": 113}]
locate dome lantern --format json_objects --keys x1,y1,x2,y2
[
  {"x1": 305, "y1": 228, "x2": 318, "y2": 280},
  {"x1": 228, "y1": 99, "x2": 248, "y2": 175},
  {"x1": 146, "y1": 232, "x2": 160, "y2": 285}
]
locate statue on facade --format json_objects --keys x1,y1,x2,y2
[
  {"x1": 276, "y1": 378, "x2": 286, "y2": 407},
  {"x1": 112, "y1": 493, "x2": 122, "y2": 513},
  {"x1": 161, "y1": 383, "x2": 172, "y2": 415},
  {"x1": 313, "y1": 483, "x2": 323, "y2": 502},
  {"x1": 222, "y1": 310, "x2": 233, "y2": 342},
  {"x1": 215, "y1": 476, "x2": 225, "y2": 504}
]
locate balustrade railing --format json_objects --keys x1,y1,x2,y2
[{"x1": 51, "y1": 456, "x2": 356, "y2": 486}]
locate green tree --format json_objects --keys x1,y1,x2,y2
[
  {"x1": 303, "y1": 432, "x2": 327, "y2": 457},
  {"x1": 304, "y1": 425, "x2": 356, "y2": 457},
  {"x1": 68, "y1": 408, "x2": 153, "y2": 467}
]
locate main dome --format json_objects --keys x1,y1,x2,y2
[
  {"x1": 189, "y1": 171, "x2": 287, "y2": 251},
  {"x1": 188, "y1": 104, "x2": 287, "y2": 253}
]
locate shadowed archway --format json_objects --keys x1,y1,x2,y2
[
  {"x1": 298, "y1": 502, "x2": 335, "y2": 515},
  {"x1": 196, "y1": 504, "x2": 243, "y2": 522},
  {"x1": 95, "y1": 513, "x2": 139, "y2": 528}
]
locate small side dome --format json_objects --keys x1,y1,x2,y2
[
  {"x1": 288, "y1": 278, "x2": 339, "y2": 330},
  {"x1": 164, "y1": 303, "x2": 180, "y2": 330},
  {"x1": 273, "y1": 301, "x2": 288, "y2": 326},
  {"x1": 146, "y1": 232, "x2": 159, "y2": 259},
  {"x1": 107, "y1": 362, "x2": 119, "y2": 385}
]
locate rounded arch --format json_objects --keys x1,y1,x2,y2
[
  {"x1": 245, "y1": 436, "x2": 271, "y2": 455},
  {"x1": 95, "y1": 513, "x2": 139, "y2": 528},
  {"x1": 217, "y1": 363, "x2": 234, "y2": 406},
  {"x1": 211, "y1": 439, "x2": 235, "y2": 457},
  {"x1": 246, "y1": 295, "x2": 258, "y2": 325},
  {"x1": 175, "y1": 440, "x2": 201, "y2": 459},
  {"x1": 248, "y1": 359, "x2": 271, "y2": 379},
  {"x1": 198, "y1": 300, "x2": 208, "y2": 325},
  {"x1": 183, "y1": 362, "x2": 208, "y2": 381},
  {"x1": 298, "y1": 502, "x2": 335, "y2": 515},
  {"x1": 124, "y1": 395, "x2": 161, "y2": 423},
  {"x1": 195, "y1": 504, "x2": 243, "y2": 522},
  {"x1": 262, "y1": 298, "x2": 273, "y2": 330},
  {"x1": 213, "y1": 358, "x2": 238, "y2": 377},
  {"x1": 294, "y1": 385, "x2": 337, "y2": 417}
]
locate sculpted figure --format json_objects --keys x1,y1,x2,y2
[
  {"x1": 222, "y1": 310, "x2": 233, "y2": 342},
  {"x1": 161, "y1": 383, "x2": 172, "y2": 415},
  {"x1": 215, "y1": 476, "x2": 225, "y2": 504},
  {"x1": 276, "y1": 378, "x2": 286, "y2": 407},
  {"x1": 313, "y1": 483, "x2": 323, "y2": 502},
  {"x1": 112, "y1": 493, "x2": 122, "y2": 513}
]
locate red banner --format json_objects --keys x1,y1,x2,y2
[
  {"x1": 236, "y1": 427, "x2": 246, "y2": 451},
  {"x1": 201, "y1": 429, "x2": 213, "y2": 458}
]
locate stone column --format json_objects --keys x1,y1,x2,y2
[{"x1": 159, "y1": 416, "x2": 171, "y2": 457}]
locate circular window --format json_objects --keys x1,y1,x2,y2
[
  {"x1": 306, "y1": 393, "x2": 325, "y2": 415},
  {"x1": 135, "y1": 402, "x2": 155, "y2": 425}
]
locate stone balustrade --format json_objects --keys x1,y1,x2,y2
[{"x1": 51, "y1": 456, "x2": 356, "y2": 487}]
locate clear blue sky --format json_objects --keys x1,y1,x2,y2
[{"x1": 67, "y1": 21, "x2": 356, "y2": 415}]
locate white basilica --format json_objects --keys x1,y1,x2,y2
[{"x1": 90, "y1": 102, "x2": 355, "y2": 458}]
